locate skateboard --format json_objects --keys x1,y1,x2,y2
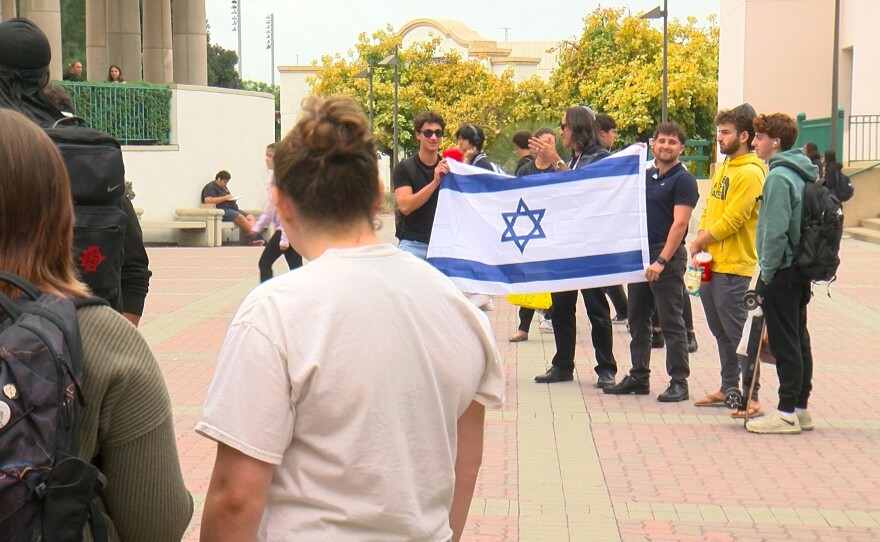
[{"x1": 723, "y1": 290, "x2": 765, "y2": 426}]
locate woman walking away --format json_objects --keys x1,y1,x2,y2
[
  {"x1": 197, "y1": 95, "x2": 505, "y2": 542},
  {"x1": 0, "y1": 108, "x2": 192, "y2": 541}
]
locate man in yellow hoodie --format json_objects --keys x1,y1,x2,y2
[{"x1": 689, "y1": 104, "x2": 766, "y2": 417}]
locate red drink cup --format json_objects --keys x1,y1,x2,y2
[{"x1": 695, "y1": 252, "x2": 712, "y2": 282}]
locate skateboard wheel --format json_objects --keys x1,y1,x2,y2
[
  {"x1": 743, "y1": 291, "x2": 759, "y2": 310},
  {"x1": 724, "y1": 388, "x2": 743, "y2": 410}
]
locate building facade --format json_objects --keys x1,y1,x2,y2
[{"x1": 0, "y1": 0, "x2": 207, "y2": 85}]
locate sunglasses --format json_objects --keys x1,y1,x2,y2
[{"x1": 420, "y1": 129, "x2": 444, "y2": 138}]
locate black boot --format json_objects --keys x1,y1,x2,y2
[
  {"x1": 658, "y1": 380, "x2": 689, "y2": 402},
  {"x1": 535, "y1": 366, "x2": 574, "y2": 383},
  {"x1": 602, "y1": 375, "x2": 650, "y2": 395}
]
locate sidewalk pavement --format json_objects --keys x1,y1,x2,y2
[{"x1": 139, "y1": 218, "x2": 880, "y2": 541}]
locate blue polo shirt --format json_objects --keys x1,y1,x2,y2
[{"x1": 645, "y1": 162, "x2": 699, "y2": 245}]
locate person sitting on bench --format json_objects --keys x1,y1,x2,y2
[{"x1": 201, "y1": 170, "x2": 262, "y2": 246}]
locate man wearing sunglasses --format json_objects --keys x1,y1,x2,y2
[{"x1": 393, "y1": 111, "x2": 449, "y2": 260}]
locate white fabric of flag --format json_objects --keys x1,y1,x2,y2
[{"x1": 427, "y1": 143, "x2": 650, "y2": 294}]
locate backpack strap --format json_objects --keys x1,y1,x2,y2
[{"x1": 0, "y1": 270, "x2": 43, "y2": 300}]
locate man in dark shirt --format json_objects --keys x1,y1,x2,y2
[
  {"x1": 201, "y1": 170, "x2": 260, "y2": 244},
  {"x1": 604, "y1": 122, "x2": 699, "y2": 402},
  {"x1": 392, "y1": 111, "x2": 449, "y2": 260}
]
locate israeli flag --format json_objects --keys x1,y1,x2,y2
[{"x1": 427, "y1": 143, "x2": 650, "y2": 294}]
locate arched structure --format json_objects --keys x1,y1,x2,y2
[
  {"x1": 398, "y1": 18, "x2": 559, "y2": 81},
  {"x1": 1, "y1": 0, "x2": 206, "y2": 84}
]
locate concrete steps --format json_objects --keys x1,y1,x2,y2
[{"x1": 845, "y1": 217, "x2": 880, "y2": 244}]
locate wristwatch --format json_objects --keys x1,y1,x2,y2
[
  {"x1": 554, "y1": 159, "x2": 566, "y2": 170},
  {"x1": 655, "y1": 256, "x2": 668, "y2": 266}
]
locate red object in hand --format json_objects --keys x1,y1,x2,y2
[
  {"x1": 442, "y1": 148, "x2": 463, "y2": 162},
  {"x1": 695, "y1": 252, "x2": 712, "y2": 282}
]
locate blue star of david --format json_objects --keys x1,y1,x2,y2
[{"x1": 501, "y1": 198, "x2": 546, "y2": 253}]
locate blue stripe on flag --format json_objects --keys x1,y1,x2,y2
[
  {"x1": 442, "y1": 154, "x2": 641, "y2": 194},
  {"x1": 428, "y1": 250, "x2": 644, "y2": 283}
]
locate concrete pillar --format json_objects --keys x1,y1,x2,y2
[
  {"x1": 0, "y1": 0, "x2": 18, "y2": 21},
  {"x1": 19, "y1": 0, "x2": 62, "y2": 80},
  {"x1": 172, "y1": 0, "x2": 207, "y2": 85},
  {"x1": 85, "y1": 0, "x2": 108, "y2": 82},
  {"x1": 106, "y1": 0, "x2": 142, "y2": 81},
  {"x1": 142, "y1": 0, "x2": 173, "y2": 82}
]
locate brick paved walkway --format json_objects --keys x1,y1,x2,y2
[{"x1": 139, "y1": 220, "x2": 880, "y2": 541}]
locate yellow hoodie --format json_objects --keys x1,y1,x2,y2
[{"x1": 697, "y1": 152, "x2": 765, "y2": 277}]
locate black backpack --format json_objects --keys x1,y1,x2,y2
[
  {"x1": 792, "y1": 179, "x2": 844, "y2": 283},
  {"x1": 44, "y1": 117, "x2": 128, "y2": 310},
  {"x1": 0, "y1": 271, "x2": 108, "y2": 541}
]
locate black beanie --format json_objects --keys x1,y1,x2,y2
[
  {"x1": 732, "y1": 103, "x2": 757, "y2": 119},
  {"x1": 0, "y1": 18, "x2": 52, "y2": 70}
]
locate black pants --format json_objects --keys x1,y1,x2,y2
[
  {"x1": 518, "y1": 306, "x2": 553, "y2": 333},
  {"x1": 605, "y1": 285, "x2": 628, "y2": 318},
  {"x1": 651, "y1": 289, "x2": 693, "y2": 330},
  {"x1": 550, "y1": 288, "x2": 616, "y2": 377},
  {"x1": 762, "y1": 266, "x2": 813, "y2": 412},
  {"x1": 259, "y1": 230, "x2": 303, "y2": 282},
  {"x1": 627, "y1": 245, "x2": 689, "y2": 383}
]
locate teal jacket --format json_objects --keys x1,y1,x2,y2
[{"x1": 755, "y1": 149, "x2": 819, "y2": 282}]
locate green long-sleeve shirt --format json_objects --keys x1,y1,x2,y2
[{"x1": 78, "y1": 305, "x2": 193, "y2": 541}]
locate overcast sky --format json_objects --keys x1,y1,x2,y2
[{"x1": 206, "y1": 0, "x2": 720, "y2": 84}]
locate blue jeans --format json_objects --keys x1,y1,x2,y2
[{"x1": 397, "y1": 239, "x2": 429, "y2": 260}]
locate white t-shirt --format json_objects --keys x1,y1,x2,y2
[{"x1": 196, "y1": 244, "x2": 504, "y2": 541}]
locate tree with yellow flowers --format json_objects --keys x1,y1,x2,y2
[
  {"x1": 308, "y1": 7, "x2": 718, "y2": 165},
  {"x1": 552, "y1": 7, "x2": 719, "y2": 143}
]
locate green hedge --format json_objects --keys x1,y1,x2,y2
[{"x1": 55, "y1": 81, "x2": 172, "y2": 145}]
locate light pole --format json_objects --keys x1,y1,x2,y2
[
  {"x1": 355, "y1": 60, "x2": 375, "y2": 130},
  {"x1": 830, "y1": 0, "x2": 841, "y2": 157},
  {"x1": 265, "y1": 13, "x2": 275, "y2": 86},
  {"x1": 642, "y1": 0, "x2": 668, "y2": 123},
  {"x1": 231, "y1": 0, "x2": 242, "y2": 77},
  {"x1": 378, "y1": 46, "x2": 399, "y2": 170}
]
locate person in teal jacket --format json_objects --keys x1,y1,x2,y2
[{"x1": 747, "y1": 112, "x2": 819, "y2": 435}]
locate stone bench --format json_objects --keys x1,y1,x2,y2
[
  {"x1": 136, "y1": 207, "x2": 221, "y2": 247},
  {"x1": 202, "y1": 207, "x2": 262, "y2": 246}
]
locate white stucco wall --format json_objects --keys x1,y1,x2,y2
[
  {"x1": 717, "y1": 0, "x2": 747, "y2": 109},
  {"x1": 401, "y1": 27, "x2": 469, "y2": 59},
  {"x1": 122, "y1": 84, "x2": 275, "y2": 242},
  {"x1": 720, "y1": 0, "x2": 835, "y2": 118},
  {"x1": 279, "y1": 66, "x2": 320, "y2": 137},
  {"x1": 840, "y1": 0, "x2": 880, "y2": 116}
]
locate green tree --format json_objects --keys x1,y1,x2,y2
[
  {"x1": 60, "y1": 0, "x2": 86, "y2": 75},
  {"x1": 309, "y1": 27, "x2": 521, "y2": 161},
  {"x1": 207, "y1": 34, "x2": 243, "y2": 89},
  {"x1": 551, "y1": 7, "x2": 719, "y2": 143},
  {"x1": 241, "y1": 80, "x2": 280, "y2": 110}
]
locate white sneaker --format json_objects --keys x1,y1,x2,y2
[
  {"x1": 538, "y1": 319, "x2": 554, "y2": 333},
  {"x1": 746, "y1": 411, "x2": 801, "y2": 434},
  {"x1": 797, "y1": 410, "x2": 815, "y2": 431}
]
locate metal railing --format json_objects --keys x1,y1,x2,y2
[
  {"x1": 848, "y1": 114, "x2": 880, "y2": 163},
  {"x1": 56, "y1": 82, "x2": 172, "y2": 145},
  {"x1": 648, "y1": 139, "x2": 713, "y2": 178}
]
